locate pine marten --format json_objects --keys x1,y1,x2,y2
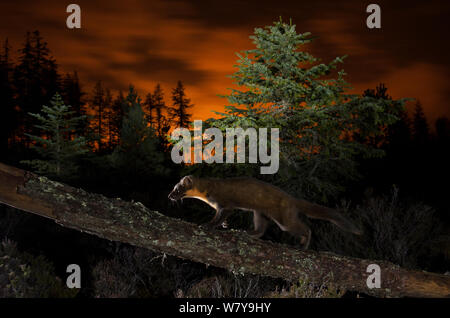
[{"x1": 168, "y1": 175, "x2": 362, "y2": 249}]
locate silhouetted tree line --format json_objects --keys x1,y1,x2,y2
[
  {"x1": 0, "y1": 31, "x2": 193, "y2": 163},
  {"x1": 0, "y1": 28, "x2": 449, "y2": 298},
  {"x1": 1, "y1": 31, "x2": 448, "y2": 235},
  {"x1": 0, "y1": 32, "x2": 196, "y2": 297},
  {"x1": 359, "y1": 84, "x2": 450, "y2": 224}
]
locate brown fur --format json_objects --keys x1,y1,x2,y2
[{"x1": 168, "y1": 176, "x2": 362, "y2": 250}]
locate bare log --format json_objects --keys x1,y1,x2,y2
[{"x1": 0, "y1": 162, "x2": 448, "y2": 298}]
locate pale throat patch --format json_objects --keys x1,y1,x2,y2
[{"x1": 183, "y1": 188, "x2": 218, "y2": 210}]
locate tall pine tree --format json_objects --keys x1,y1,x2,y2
[
  {"x1": 14, "y1": 31, "x2": 60, "y2": 145},
  {"x1": 13, "y1": 32, "x2": 34, "y2": 144},
  {"x1": 91, "y1": 80, "x2": 106, "y2": 151},
  {"x1": 31, "y1": 31, "x2": 59, "y2": 104},
  {"x1": 412, "y1": 101, "x2": 429, "y2": 146},
  {"x1": 61, "y1": 71, "x2": 87, "y2": 136},
  {"x1": 107, "y1": 90, "x2": 125, "y2": 149},
  {"x1": 152, "y1": 83, "x2": 168, "y2": 136},
  {"x1": 168, "y1": 80, "x2": 193, "y2": 128},
  {"x1": 110, "y1": 86, "x2": 167, "y2": 178},
  {"x1": 144, "y1": 91, "x2": 155, "y2": 127},
  {"x1": 0, "y1": 38, "x2": 16, "y2": 152},
  {"x1": 103, "y1": 87, "x2": 113, "y2": 150}
]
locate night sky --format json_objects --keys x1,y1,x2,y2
[{"x1": 1, "y1": 0, "x2": 449, "y2": 122}]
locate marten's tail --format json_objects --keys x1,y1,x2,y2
[{"x1": 296, "y1": 199, "x2": 363, "y2": 235}]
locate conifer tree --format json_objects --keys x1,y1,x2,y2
[
  {"x1": 31, "y1": 31, "x2": 59, "y2": 103},
  {"x1": 20, "y1": 93, "x2": 88, "y2": 178},
  {"x1": 363, "y1": 83, "x2": 411, "y2": 150},
  {"x1": 91, "y1": 80, "x2": 106, "y2": 150},
  {"x1": 0, "y1": 38, "x2": 16, "y2": 151},
  {"x1": 144, "y1": 92, "x2": 155, "y2": 127},
  {"x1": 103, "y1": 88, "x2": 113, "y2": 150},
  {"x1": 363, "y1": 83, "x2": 390, "y2": 100},
  {"x1": 110, "y1": 86, "x2": 167, "y2": 177},
  {"x1": 61, "y1": 71, "x2": 87, "y2": 136},
  {"x1": 14, "y1": 31, "x2": 60, "y2": 144},
  {"x1": 169, "y1": 80, "x2": 193, "y2": 128},
  {"x1": 108, "y1": 91, "x2": 125, "y2": 148},
  {"x1": 13, "y1": 32, "x2": 34, "y2": 143},
  {"x1": 152, "y1": 84, "x2": 167, "y2": 135},
  {"x1": 412, "y1": 101, "x2": 429, "y2": 146},
  {"x1": 207, "y1": 19, "x2": 405, "y2": 200}
]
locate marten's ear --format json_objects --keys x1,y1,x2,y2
[{"x1": 181, "y1": 175, "x2": 193, "y2": 188}]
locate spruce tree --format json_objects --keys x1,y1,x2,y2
[
  {"x1": 0, "y1": 38, "x2": 16, "y2": 151},
  {"x1": 412, "y1": 101, "x2": 429, "y2": 146},
  {"x1": 144, "y1": 92, "x2": 155, "y2": 127},
  {"x1": 169, "y1": 80, "x2": 193, "y2": 128},
  {"x1": 363, "y1": 83, "x2": 390, "y2": 100},
  {"x1": 108, "y1": 91, "x2": 125, "y2": 148},
  {"x1": 14, "y1": 31, "x2": 60, "y2": 145},
  {"x1": 21, "y1": 93, "x2": 88, "y2": 178},
  {"x1": 13, "y1": 32, "x2": 34, "y2": 144},
  {"x1": 103, "y1": 88, "x2": 113, "y2": 150},
  {"x1": 91, "y1": 80, "x2": 106, "y2": 151},
  {"x1": 152, "y1": 84, "x2": 167, "y2": 136},
  {"x1": 61, "y1": 71, "x2": 87, "y2": 136},
  {"x1": 207, "y1": 19, "x2": 405, "y2": 201},
  {"x1": 31, "y1": 31, "x2": 59, "y2": 104},
  {"x1": 363, "y1": 83, "x2": 411, "y2": 150},
  {"x1": 110, "y1": 86, "x2": 167, "y2": 178}
]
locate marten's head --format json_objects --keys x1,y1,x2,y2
[{"x1": 168, "y1": 175, "x2": 194, "y2": 202}]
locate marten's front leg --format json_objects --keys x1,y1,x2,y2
[{"x1": 202, "y1": 208, "x2": 233, "y2": 229}]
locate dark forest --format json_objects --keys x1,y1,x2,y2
[{"x1": 0, "y1": 21, "x2": 449, "y2": 298}]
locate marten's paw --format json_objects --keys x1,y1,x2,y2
[
  {"x1": 246, "y1": 230, "x2": 264, "y2": 239},
  {"x1": 299, "y1": 235, "x2": 310, "y2": 250}
]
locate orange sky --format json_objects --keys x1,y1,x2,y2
[{"x1": 1, "y1": 0, "x2": 449, "y2": 124}]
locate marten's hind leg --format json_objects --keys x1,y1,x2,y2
[
  {"x1": 285, "y1": 219, "x2": 312, "y2": 250},
  {"x1": 247, "y1": 211, "x2": 269, "y2": 238}
]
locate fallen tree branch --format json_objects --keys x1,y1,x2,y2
[{"x1": 0, "y1": 162, "x2": 448, "y2": 298}]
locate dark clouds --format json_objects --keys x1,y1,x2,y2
[
  {"x1": 162, "y1": 0, "x2": 450, "y2": 105},
  {"x1": 0, "y1": 0, "x2": 449, "y2": 121},
  {"x1": 106, "y1": 53, "x2": 209, "y2": 85}
]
